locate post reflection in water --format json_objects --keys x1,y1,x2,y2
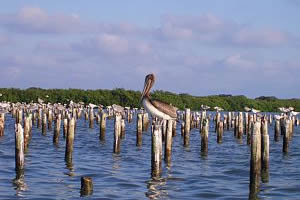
[
  {"x1": 13, "y1": 169, "x2": 28, "y2": 197},
  {"x1": 145, "y1": 178, "x2": 168, "y2": 200}
]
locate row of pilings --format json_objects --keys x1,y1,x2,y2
[{"x1": 0, "y1": 103, "x2": 299, "y2": 198}]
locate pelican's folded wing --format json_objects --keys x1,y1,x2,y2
[{"x1": 150, "y1": 99, "x2": 178, "y2": 118}]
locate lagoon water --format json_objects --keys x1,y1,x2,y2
[{"x1": 0, "y1": 113, "x2": 299, "y2": 199}]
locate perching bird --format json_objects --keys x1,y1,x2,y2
[{"x1": 141, "y1": 73, "x2": 177, "y2": 120}]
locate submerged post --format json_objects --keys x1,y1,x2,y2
[{"x1": 80, "y1": 177, "x2": 93, "y2": 196}]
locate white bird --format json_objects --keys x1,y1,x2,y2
[
  {"x1": 201, "y1": 104, "x2": 210, "y2": 111},
  {"x1": 89, "y1": 103, "x2": 97, "y2": 109},
  {"x1": 112, "y1": 104, "x2": 124, "y2": 113},
  {"x1": 214, "y1": 106, "x2": 224, "y2": 112},
  {"x1": 290, "y1": 111, "x2": 300, "y2": 116},
  {"x1": 38, "y1": 98, "x2": 44, "y2": 104}
]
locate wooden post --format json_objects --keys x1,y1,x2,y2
[
  {"x1": 215, "y1": 112, "x2": 220, "y2": 132},
  {"x1": 0, "y1": 113, "x2": 5, "y2": 137},
  {"x1": 261, "y1": 120, "x2": 269, "y2": 183},
  {"x1": 237, "y1": 112, "x2": 243, "y2": 139},
  {"x1": 172, "y1": 120, "x2": 176, "y2": 137},
  {"x1": 142, "y1": 113, "x2": 149, "y2": 132},
  {"x1": 113, "y1": 114, "x2": 121, "y2": 153},
  {"x1": 15, "y1": 123, "x2": 24, "y2": 179},
  {"x1": 89, "y1": 108, "x2": 94, "y2": 129},
  {"x1": 274, "y1": 119, "x2": 280, "y2": 142},
  {"x1": 181, "y1": 122, "x2": 185, "y2": 137},
  {"x1": 228, "y1": 112, "x2": 232, "y2": 130},
  {"x1": 201, "y1": 118, "x2": 209, "y2": 155},
  {"x1": 42, "y1": 113, "x2": 47, "y2": 135},
  {"x1": 100, "y1": 112, "x2": 107, "y2": 141},
  {"x1": 37, "y1": 108, "x2": 42, "y2": 128},
  {"x1": 283, "y1": 119, "x2": 290, "y2": 153},
  {"x1": 23, "y1": 116, "x2": 30, "y2": 152},
  {"x1": 247, "y1": 115, "x2": 253, "y2": 145},
  {"x1": 249, "y1": 122, "x2": 261, "y2": 198},
  {"x1": 48, "y1": 109, "x2": 53, "y2": 131},
  {"x1": 151, "y1": 122, "x2": 162, "y2": 178},
  {"x1": 63, "y1": 118, "x2": 68, "y2": 138},
  {"x1": 136, "y1": 113, "x2": 143, "y2": 147},
  {"x1": 53, "y1": 114, "x2": 61, "y2": 144},
  {"x1": 80, "y1": 177, "x2": 93, "y2": 196},
  {"x1": 184, "y1": 108, "x2": 191, "y2": 147},
  {"x1": 217, "y1": 121, "x2": 223, "y2": 144},
  {"x1": 16, "y1": 109, "x2": 23, "y2": 124},
  {"x1": 65, "y1": 118, "x2": 75, "y2": 164},
  {"x1": 245, "y1": 112, "x2": 249, "y2": 135},
  {"x1": 165, "y1": 120, "x2": 173, "y2": 166},
  {"x1": 121, "y1": 119, "x2": 125, "y2": 139}
]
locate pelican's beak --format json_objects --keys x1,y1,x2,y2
[{"x1": 141, "y1": 77, "x2": 152, "y2": 101}]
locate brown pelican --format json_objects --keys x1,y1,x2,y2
[{"x1": 141, "y1": 74, "x2": 177, "y2": 120}]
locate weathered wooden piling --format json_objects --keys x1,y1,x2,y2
[
  {"x1": 65, "y1": 118, "x2": 75, "y2": 163},
  {"x1": 217, "y1": 121, "x2": 223, "y2": 144},
  {"x1": 172, "y1": 120, "x2": 176, "y2": 137},
  {"x1": 80, "y1": 177, "x2": 93, "y2": 196},
  {"x1": 237, "y1": 112, "x2": 243, "y2": 139},
  {"x1": 228, "y1": 112, "x2": 232, "y2": 130},
  {"x1": 184, "y1": 108, "x2": 191, "y2": 147},
  {"x1": 53, "y1": 114, "x2": 61, "y2": 144},
  {"x1": 283, "y1": 119, "x2": 290, "y2": 153},
  {"x1": 261, "y1": 120, "x2": 269, "y2": 183},
  {"x1": 136, "y1": 113, "x2": 143, "y2": 146},
  {"x1": 100, "y1": 112, "x2": 107, "y2": 141},
  {"x1": 15, "y1": 123, "x2": 24, "y2": 178},
  {"x1": 181, "y1": 122, "x2": 185, "y2": 137},
  {"x1": 245, "y1": 112, "x2": 249, "y2": 135},
  {"x1": 23, "y1": 116, "x2": 30, "y2": 151},
  {"x1": 121, "y1": 119, "x2": 125, "y2": 139},
  {"x1": 151, "y1": 123, "x2": 162, "y2": 178},
  {"x1": 89, "y1": 108, "x2": 94, "y2": 129},
  {"x1": 165, "y1": 120, "x2": 173, "y2": 165},
  {"x1": 63, "y1": 118, "x2": 68, "y2": 138},
  {"x1": 0, "y1": 113, "x2": 5, "y2": 136},
  {"x1": 42, "y1": 113, "x2": 47, "y2": 135},
  {"x1": 48, "y1": 109, "x2": 53, "y2": 131},
  {"x1": 249, "y1": 122, "x2": 261, "y2": 197},
  {"x1": 201, "y1": 118, "x2": 209, "y2": 155},
  {"x1": 114, "y1": 114, "x2": 122, "y2": 153},
  {"x1": 16, "y1": 109, "x2": 23, "y2": 124},
  {"x1": 274, "y1": 119, "x2": 280, "y2": 142},
  {"x1": 215, "y1": 112, "x2": 220, "y2": 132},
  {"x1": 142, "y1": 113, "x2": 149, "y2": 132},
  {"x1": 37, "y1": 108, "x2": 42, "y2": 128},
  {"x1": 247, "y1": 115, "x2": 254, "y2": 145}
]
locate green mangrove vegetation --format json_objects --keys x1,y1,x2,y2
[{"x1": 0, "y1": 87, "x2": 299, "y2": 112}]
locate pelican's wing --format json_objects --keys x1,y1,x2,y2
[{"x1": 150, "y1": 99, "x2": 178, "y2": 118}]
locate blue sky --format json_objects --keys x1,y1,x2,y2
[{"x1": 0, "y1": 1, "x2": 299, "y2": 98}]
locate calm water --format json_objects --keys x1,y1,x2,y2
[{"x1": 0, "y1": 113, "x2": 299, "y2": 199}]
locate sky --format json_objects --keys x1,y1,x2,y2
[{"x1": 0, "y1": 0, "x2": 299, "y2": 98}]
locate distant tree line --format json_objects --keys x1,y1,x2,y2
[{"x1": 0, "y1": 87, "x2": 299, "y2": 112}]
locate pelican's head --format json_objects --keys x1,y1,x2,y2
[{"x1": 141, "y1": 73, "x2": 155, "y2": 100}]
